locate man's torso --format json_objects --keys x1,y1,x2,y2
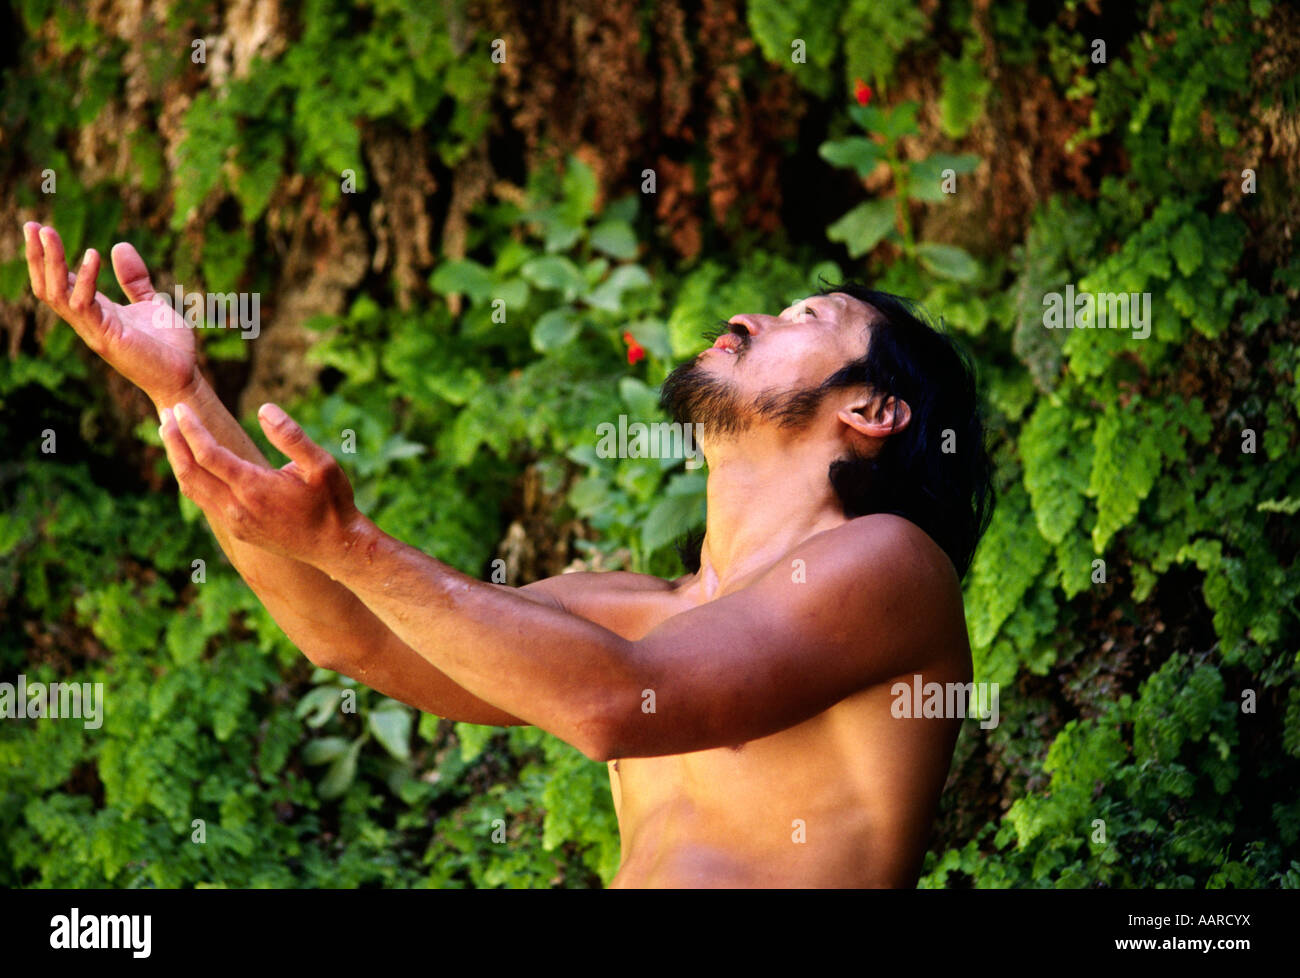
[{"x1": 529, "y1": 523, "x2": 971, "y2": 888}]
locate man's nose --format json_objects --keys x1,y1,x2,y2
[{"x1": 727, "y1": 313, "x2": 780, "y2": 336}]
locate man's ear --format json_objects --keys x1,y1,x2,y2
[{"x1": 837, "y1": 394, "x2": 912, "y2": 440}]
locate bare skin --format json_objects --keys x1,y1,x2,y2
[{"x1": 25, "y1": 223, "x2": 972, "y2": 888}]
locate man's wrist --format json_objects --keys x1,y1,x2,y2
[
  {"x1": 150, "y1": 367, "x2": 207, "y2": 419},
  {"x1": 318, "y1": 512, "x2": 382, "y2": 584}
]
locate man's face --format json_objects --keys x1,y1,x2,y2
[{"x1": 660, "y1": 292, "x2": 876, "y2": 436}]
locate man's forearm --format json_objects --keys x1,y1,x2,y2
[
  {"x1": 153, "y1": 379, "x2": 523, "y2": 723},
  {"x1": 318, "y1": 514, "x2": 636, "y2": 759},
  {"x1": 153, "y1": 376, "x2": 355, "y2": 663}
]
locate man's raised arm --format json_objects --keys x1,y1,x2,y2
[
  {"x1": 22, "y1": 223, "x2": 524, "y2": 725},
  {"x1": 159, "y1": 402, "x2": 964, "y2": 761}
]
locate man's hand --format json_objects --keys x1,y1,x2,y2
[
  {"x1": 159, "y1": 401, "x2": 363, "y2": 565},
  {"x1": 25, "y1": 223, "x2": 529, "y2": 725},
  {"x1": 23, "y1": 223, "x2": 197, "y2": 404}
]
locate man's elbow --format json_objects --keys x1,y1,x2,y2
[
  {"x1": 574, "y1": 722, "x2": 617, "y2": 763},
  {"x1": 572, "y1": 699, "x2": 621, "y2": 763},
  {"x1": 299, "y1": 642, "x2": 353, "y2": 674}
]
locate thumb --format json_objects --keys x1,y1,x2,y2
[
  {"x1": 258, "y1": 403, "x2": 335, "y2": 478},
  {"x1": 110, "y1": 242, "x2": 157, "y2": 304}
]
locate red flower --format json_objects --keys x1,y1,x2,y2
[
  {"x1": 854, "y1": 78, "x2": 873, "y2": 106},
  {"x1": 623, "y1": 331, "x2": 645, "y2": 365}
]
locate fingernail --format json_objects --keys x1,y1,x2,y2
[
  {"x1": 173, "y1": 403, "x2": 188, "y2": 423},
  {"x1": 81, "y1": 249, "x2": 92, "y2": 267},
  {"x1": 160, "y1": 407, "x2": 173, "y2": 426},
  {"x1": 259, "y1": 403, "x2": 287, "y2": 425}
]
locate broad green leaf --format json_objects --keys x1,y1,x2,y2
[
  {"x1": 295, "y1": 686, "x2": 341, "y2": 728},
  {"x1": 916, "y1": 242, "x2": 980, "y2": 282},
  {"x1": 318, "y1": 738, "x2": 362, "y2": 799},
  {"x1": 561, "y1": 155, "x2": 599, "y2": 224},
  {"x1": 819, "y1": 137, "x2": 883, "y2": 176},
  {"x1": 590, "y1": 220, "x2": 638, "y2": 260},
  {"x1": 431, "y1": 259, "x2": 495, "y2": 302},
  {"x1": 641, "y1": 489, "x2": 706, "y2": 554},
  {"x1": 619, "y1": 376, "x2": 661, "y2": 418},
  {"x1": 585, "y1": 264, "x2": 652, "y2": 312},
  {"x1": 622, "y1": 317, "x2": 671, "y2": 361},
  {"x1": 1170, "y1": 223, "x2": 1204, "y2": 276},
  {"x1": 907, "y1": 154, "x2": 980, "y2": 202},
  {"x1": 521, "y1": 255, "x2": 586, "y2": 299},
  {"x1": 826, "y1": 198, "x2": 896, "y2": 258},
  {"x1": 531, "y1": 308, "x2": 581, "y2": 351},
  {"x1": 302, "y1": 736, "x2": 352, "y2": 765},
  {"x1": 368, "y1": 701, "x2": 412, "y2": 761}
]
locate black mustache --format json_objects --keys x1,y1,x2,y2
[{"x1": 703, "y1": 320, "x2": 749, "y2": 345}]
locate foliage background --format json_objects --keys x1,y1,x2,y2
[{"x1": 1, "y1": 0, "x2": 1298, "y2": 887}]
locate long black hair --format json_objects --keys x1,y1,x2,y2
[{"x1": 675, "y1": 282, "x2": 995, "y2": 580}]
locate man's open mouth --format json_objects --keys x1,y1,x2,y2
[{"x1": 711, "y1": 323, "x2": 750, "y2": 354}]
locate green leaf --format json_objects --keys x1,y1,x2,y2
[
  {"x1": 561, "y1": 155, "x2": 599, "y2": 224},
  {"x1": 839, "y1": 0, "x2": 928, "y2": 95},
  {"x1": 590, "y1": 220, "x2": 638, "y2": 260},
  {"x1": 826, "y1": 199, "x2": 896, "y2": 258},
  {"x1": 521, "y1": 255, "x2": 586, "y2": 299},
  {"x1": 425, "y1": 366, "x2": 483, "y2": 406},
  {"x1": 642, "y1": 490, "x2": 705, "y2": 553},
  {"x1": 318, "y1": 738, "x2": 363, "y2": 799},
  {"x1": 431, "y1": 259, "x2": 496, "y2": 303},
  {"x1": 296, "y1": 686, "x2": 341, "y2": 728},
  {"x1": 748, "y1": 0, "x2": 840, "y2": 94},
  {"x1": 852, "y1": 100, "x2": 919, "y2": 142},
  {"x1": 454, "y1": 722, "x2": 498, "y2": 762},
  {"x1": 302, "y1": 736, "x2": 352, "y2": 765},
  {"x1": 939, "y1": 43, "x2": 991, "y2": 139},
  {"x1": 1087, "y1": 402, "x2": 1170, "y2": 551},
  {"x1": 1021, "y1": 401, "x2": 1093, "y2": 545},
  {"x1": 585, "y1": 265, "x2": 652, "y2": 312},
  {"x1": 818, "y1": 137, "x2": 883, "y2": 176},
  {"x1": 368, "y1": 701, "x2": 412, "y2": 761},
  {"x1": 964, "y1": 484, "x2": 1052, "y2": 650},
  {"x1": 619, "y1": 376, "x2": 661, "y2": 418},
  {"x1": 907, "y1": 154, "x2": 980, "y2": 202},
  {"x1": 567, "y1": 475, "x2": 611, "y2": 516},
  {"x1": 1170, "y1": 223, "x2": 1204, "y2": 276},
  {"x1": 531, "y1": 308, "x2": 581, "y2": 352},
  {"x1": 916, "y1": 242, "x2": 980, "y2": 282},
  {"x1": 622, "y1": 317, "x2": 671, "y2": 361}
]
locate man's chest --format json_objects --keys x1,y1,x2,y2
[{"x1": 606, "y1": 688, "x2": 882, "y2": 821}]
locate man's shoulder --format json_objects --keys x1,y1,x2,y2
[
  {"x1": 782, "y1": 513, "x2": 960, "y2": 596},
  {"x1": 766, "y1": 514, "x2": 970, "y2": 673}
]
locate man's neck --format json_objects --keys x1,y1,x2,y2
[{"x1": 694, "y1": 430, "x2": 848, "y2": 598}]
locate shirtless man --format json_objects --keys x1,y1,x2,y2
[{"x1": 23, "y1": 222, "x2": 994, "y2": 888}]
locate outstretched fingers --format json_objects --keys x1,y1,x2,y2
[
  {"x1": 67, "y1": 249, "x2": 106, "y2": 326},
  {"x1": 159, "y1": 408, "x2": 235, "y2": 511},
  {"x1": 26, "y1": 224, "x2": 116, "y2": 350},
  {"x1": 38, "y1": 226, "x2": 70, "y2": 305},
  {"x1": 111, "y1": 241, "x2": 157, "y2": 304},
  {"x1": 23, "y1": 223, "x2": 47, "y2": 300},
  {"x1": 172, "y1": 403, "x2": 259, "y2": 489},
  {"x1": 258, "y1": 403, "x2": 336, "y2": 481}
]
